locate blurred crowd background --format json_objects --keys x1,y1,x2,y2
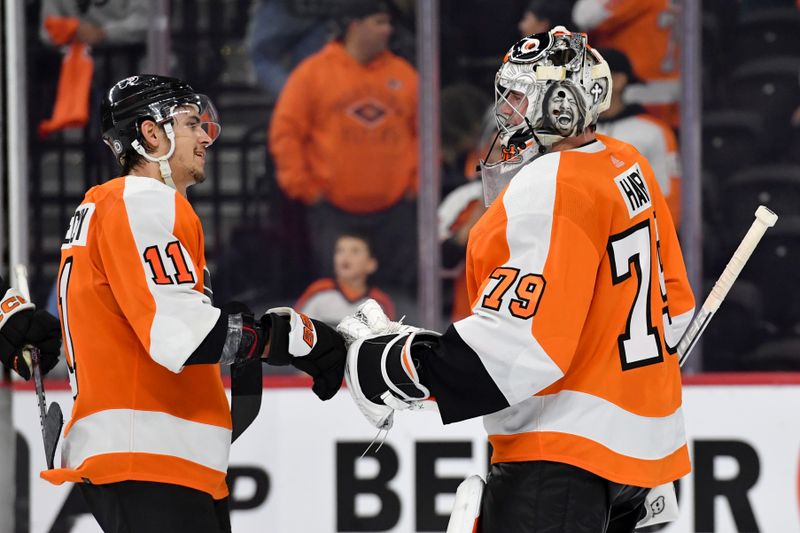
[{"x1": 9, "y1": 0, "x2": 800, "y2": 374}]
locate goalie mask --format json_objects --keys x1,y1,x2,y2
[
  {"x1": 101, "y1": 75, "x2": 221, "y2": 189},
  {"x1": 480, "y1": 27, "x2": 611, "y2": 205}
]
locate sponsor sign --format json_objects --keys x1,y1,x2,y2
[{"x1": 11, "y1": 377, "x2": 800, "y2": 532}]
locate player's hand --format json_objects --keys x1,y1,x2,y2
[
  {"x1": 0, "y1": 309, "x2": 62, "y2": 380},
  {"x1": 262, "y1": 308, "x2": 346, "y2": 400}
]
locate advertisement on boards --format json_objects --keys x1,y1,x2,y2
[{"x1": 10, "y1": 377, "x2": 800, "y2": 532}]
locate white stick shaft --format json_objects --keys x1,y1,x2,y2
[
  {"x1": 678, "y1": 206, "x2": 778, "y2": 366},
  {"x1": 14, "y1": 264, "x2": 30, "y2": 302}
]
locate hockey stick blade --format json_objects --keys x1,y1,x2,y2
[
  {"x1": 230, "y1": 358, "x2": 263, "y2": 443},
  {"x1": 677, "y1": 206, "x2": 778, "y2": 367},
  {"x1": 44, "y1": 402, "x2": 64, "y2": 469}
]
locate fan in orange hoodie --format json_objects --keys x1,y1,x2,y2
[{"x1": 270, "y1": 0, "x2": 419, "y2": 293}]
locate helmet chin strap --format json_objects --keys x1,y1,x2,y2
[{"x1": 131, "y1": 122, "x2": 177, "y2": 189}]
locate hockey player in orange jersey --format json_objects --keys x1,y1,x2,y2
[
  {"x1": 43, "y1": 75, "x2": 347, "y2": 533},
  {"x1": 341, "y1": 27, "x2": 694, "y2": 532}
]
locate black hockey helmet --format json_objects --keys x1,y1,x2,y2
[{"x1": 101, "y1": 74, "x2": 220, "y2": 163}]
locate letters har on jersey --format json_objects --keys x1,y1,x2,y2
[{"x1": 614, "y1": 163, "x2": 652, "y2": 218}]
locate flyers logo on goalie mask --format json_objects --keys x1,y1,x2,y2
[
  {"x1": 509, "y1": 33, "x2": 553, "y2": 63},
  {"x1": 501, "y1": 144, "x2": 523, "y2": 163}
]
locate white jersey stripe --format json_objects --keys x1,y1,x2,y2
[
  {"x1": 123, "y1": 176, "x2": 220, "y2": 373},
  {"x1": 454, "y1": 153, "x2": 565, "y2": 406},
  {"x1": 62, "y1": 408, "x2": 231, "y2": 473},
  {"x1": 484, "y1": 390, "x2": 687, "y2": 460}
]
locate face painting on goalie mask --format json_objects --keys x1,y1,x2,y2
[{"x1": 543, "y1": 81, "x2": 585, "y2": 137}]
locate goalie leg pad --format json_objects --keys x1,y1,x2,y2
[{"x1": 447, "y1": 475, "x2": 485, "y2": 533}]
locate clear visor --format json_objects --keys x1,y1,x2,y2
[
  {"x1": 479, "y1": 139, "x2": 541, "y2": 206},
  {"x1": 162, "y1": 94, "x2": 221, "y2": 145}
]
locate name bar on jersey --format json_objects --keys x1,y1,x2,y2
[
  {"x1": 62, "y1": 203, "x2": 95, "y2": 249},
  {"x1": 614, "y1": 163, "x2": 652, "y2": 218}
]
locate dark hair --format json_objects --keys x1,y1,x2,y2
[
  {"x1": 440, "y1": 82, "x2": 491, "y2": 152},
  {"x1": 525, "y1": 0, "x2": 573, "y2": 29},
  {"x1": 332, "y1": 0, "x2": 390, "y2": 40},
  {"x1": 335, "y1": 231, "x2": 373, "y2": 254},
  {"x1": 120, "y1": 148, "x2": 145, "y2": 175}
]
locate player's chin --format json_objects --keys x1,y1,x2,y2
[{"x1": 190, "y1": 168, "x2": 206, "y2": 184}]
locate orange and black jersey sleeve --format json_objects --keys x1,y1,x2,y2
[{"x1": 420, "y1": 136, "x2": 694, "y2": 425}]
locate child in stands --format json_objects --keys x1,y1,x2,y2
[{"x1": 296, "y1": 232, "x2": 395, "y2": 326}]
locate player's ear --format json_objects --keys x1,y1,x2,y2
[{"x1": 138, "y1": 119, "x2": 161, "y2": 152}]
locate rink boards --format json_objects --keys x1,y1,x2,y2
[{"x1": 11, "y1": 374, "x2": 800, "y2": 532}]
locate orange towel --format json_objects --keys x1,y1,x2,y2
[
  {"x1": 38, "y1": 17, "x2": 94, "y2": 138},
  {"x1": 43, "y1": 16, "x2": 79, "y2": 45}
]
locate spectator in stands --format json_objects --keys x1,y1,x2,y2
[
  {"x1": 518, "y1": 0, "x2": 575, "y2": 36},
  {"x1": 573, "y1": 0, "x2": 680, "y2": 126},
  {"x1": 596, "y1": 48, "x2": 682, "y2": 225},
  {"x1": 270, "y1": 0, "x2": 418, "y2": 294},
  {"x1": 246, "y1": 0, "x2": 331, "y2": 100},
  {"x1": 40, "y1": 0, "x2": 148, "y2": 46},
  {"x1": 440, "y1": 82, "x2": 490, "y2": 193},
  {"x1": 438, "y1": 84, "x2": 492, "y2": 321},
  {"x1": 296, "y1": 232, "x2": 395, "y2": 326},
  {"x1": 38, "y1": 0, "x2": 149, "y2": 137}
]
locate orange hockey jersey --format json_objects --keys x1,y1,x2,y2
[
  {"x1": 432, "y1": 134, "x2": 694, "y2": 489},
  {"x1": 573, "y1": 0, "x2": 680, "y2": 125},
  {"x1": 42, "y1": 176, "x2": 231, "y2": 499}
]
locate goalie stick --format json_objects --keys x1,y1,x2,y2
[
  {"x1": 15, "y1": 265, "x2": 63, "y2": 470},
  {"x1": 678, "y1": 205, "x2": 778, "y2": 366}
]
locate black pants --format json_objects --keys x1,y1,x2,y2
[
  {"x1": 79, "y1": 481, "x2": 231, "y2": 533},
  {"x1": 479, "y1": 461, "x2": 649, "y2": 533}
]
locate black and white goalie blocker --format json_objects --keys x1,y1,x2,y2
[{"x1": 337, "y1": 206, "x2": 778, "y2": 531}]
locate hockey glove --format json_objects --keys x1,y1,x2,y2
[
  {"x1": 0, "y1": 287, "x2": 61, "y2": 380},
  {"x1": 263, "y1": 307, "x2": 346, "y2": 401},
  {"x1": 343, "y1": 327, "x2": 438, "y2": 430}
]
